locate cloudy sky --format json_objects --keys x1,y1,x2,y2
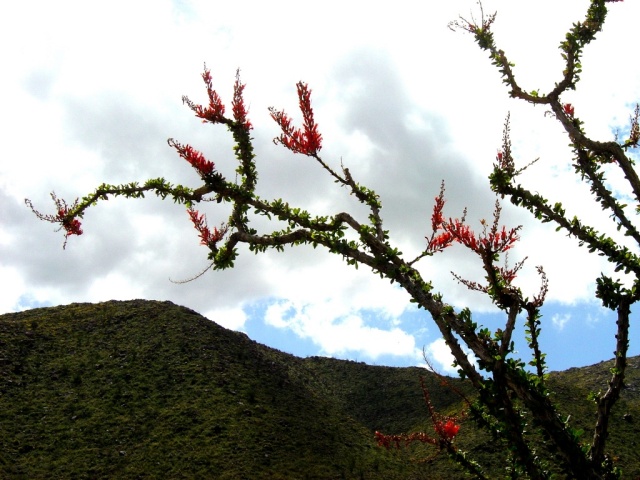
[{"x1": 2, "y1": 0, "x2": 639, "y2": 374}]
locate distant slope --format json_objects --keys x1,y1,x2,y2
[
  {"x1": 0, "y1": 300, "x2": 440, "y2": 479},
  {"x1": 545, "y1": 356, "x2": 640, "y2": 477},
  {"x1": 0, "y1": 300, "x2": 638, "y2": 478}
]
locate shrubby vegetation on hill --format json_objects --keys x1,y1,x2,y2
[{"x1": 1, "y1": 300, "x2": 638, "y2": 478}]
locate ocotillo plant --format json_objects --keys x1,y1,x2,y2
[{"x1": 27, "y1": 1, "x2": 636, "y2": 477}]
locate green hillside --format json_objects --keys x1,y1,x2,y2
[{"x1": 0, "y1": 300, "x2": 638, "y2": 478}]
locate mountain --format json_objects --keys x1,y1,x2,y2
[{"x1": 0, "y1": 299, "x2": 638, "y2": 479}]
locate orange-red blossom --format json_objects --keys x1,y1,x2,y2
[
  {"x1": 270, "y1": 82, "x2": 323, "y2": 156},
  {"x1": 57, "y1": 207, "x2": 83, "y2": 237},
  {"x1": 428, "y1": 189, "x2": 519, "y2": 256},
  {"x1": 187, "y1": 208, "x2": 227, "y2": 246}
]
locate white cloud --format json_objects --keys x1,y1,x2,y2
[
  {"x1": 0, "y1": 266, "x2": 27, "y2": 313},
  {"x1": 424, "y1": 338, "x2": 477, "y2": 376},
  {"x1": 204, "y1": 306, "x2": 248, "y2": 331},
  {"x1": 2, "y1": 0, "x2": 640, "y2": 369},
  {"x1": 265, "y1": 299, "x2": 421, "y2": 361},
  {"x1": 87, "y1": 273, "x2": 146, "y2": 303},
  {"x1": 551, "y1": 313, "x2": 571, "y2": 331}
]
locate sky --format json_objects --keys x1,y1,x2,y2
[{"x1": 2, "y1": 0, "x2": 640, "y2": 375}]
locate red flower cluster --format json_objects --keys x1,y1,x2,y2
[
  {"x1": 187, "y1": 208, "x2": 227, "y2": 246},
  {"x1": 563, "y1": 103, "x2": 575, "y2": 117},
  {"x1": 25, "y1": 193, "x2": 84, "y2": 248},
  {"x1": 374, "y1": 378, "x2": 464, "y2": 459},
  {"x1": 270, "y1": 82, "x2": 323, "y2": 155},
  {"x1": 181, "y1": 67, "x2": 252, "y2": 132},
  {"x1": 168, "y1": 139, "x2": 215, "y2": 176},
  {"x1": 445, "y1": 220, "x2": 518, "y2": 254},
  {"x1": 57, "y1": 207, "x2": 83, "y2": 237},
  {"x1": 435, "y1": 419, "x2": 460, "y2": 440},
  {"x1": 428, "y1": 231, "x2": 454, "y2": 251},
  {"x1": 428, "y1": 193, "x2": 519, "y2": 256}
]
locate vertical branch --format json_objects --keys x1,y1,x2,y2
[
  {"x1": 525, "y1": 304, "x2": 546, "y2": 380},
  {"x1": 493, "y1": 370, "x2": 548, "y2": 479},
  {"x1": 498, "y1": 306, "x2": 519, "y2": 359},
  {"x1": 590, "y1": 294, "x2": 631, "y2": 466}
]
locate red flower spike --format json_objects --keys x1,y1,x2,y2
[
  {"x1": 431, "y1": 193, "x2": 446, "y2": 232},
  {"x1": 498, "y1": 266, "x2": 517, "y2": 284},
  {"x1": 168, "y1": 139, "x2": 215, "y2": 176},
  {"x1": 183, "y1": 145, "x2": 215, "y2": 175},
  {"x1": 270, "y1": 82, "x2": 323, "y2": 156},
  {"x1": 187, "y1": 208, "x2": 227, "y2": 246},
  {"x1": 429, "y1": 231, "x2": 454, "y2": 251},
  {"x1": 296, "y1": 82, "x2": 322, "y2": 154},
  {"x1": 201, "y1": 67, "x2": 226, "y2": 121},
  {"x1": 232, "y1": 70, "x2": 252, "y2": 131},
  {"x1": 182, "y1": 67, "x2": 226, "y2": 124},
  {"x1": 563, "y1": 103, "x2": 575, "y2": 117},
  {"x1": 427, "y1": 182, "x2": 458, "y2": 253}
]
